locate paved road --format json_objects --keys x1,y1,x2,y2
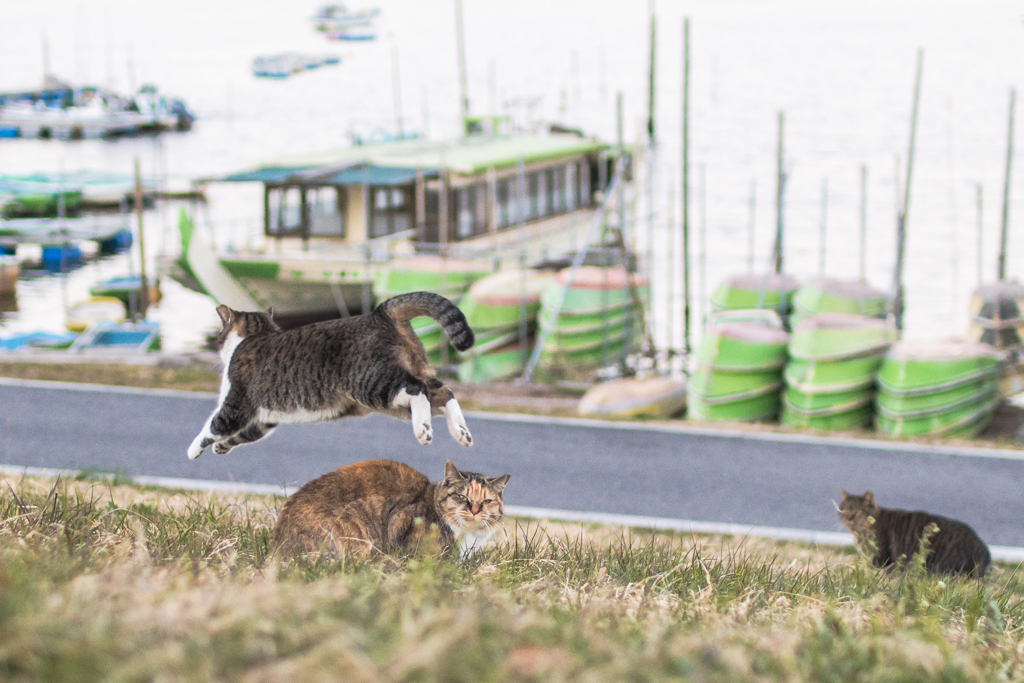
[{"x1": 2, "y1": 379, "x2": 1023, "y2": 546}]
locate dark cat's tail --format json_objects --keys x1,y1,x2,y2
[{"x1": 376, "y1": 292, "x2": 475, "y2": 351}]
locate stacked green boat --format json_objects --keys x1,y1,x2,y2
[
  {"x1": 535, "y1": 266, "x2": 648, "y2": 381},
  {"x1": 687, "y1": 320, "x2": 790, "y2": 422},
  {"x1": 374, "y1": 255, "x2": 490, "y2": 363},
  {"x1": 457, "y1": 269, "x2": 556, "y2": 382},
  {"x1": 782, "y1": 313, "x2": 896, "y2": 430},
  {"x1": 710, "y1": 273, "x2": 800, "y2": 324},
  {"x1": 789, "y1": 279, "x2": 888, "y2": 329},
  {"x1": 875, "y1": 340, "x2": 1002, "y2": 438}
]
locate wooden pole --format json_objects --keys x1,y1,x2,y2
[
  {"x1": 454, "y1": 0, "x2": 469, "y2": 121},
  {"x1": 681, "y1": 16, "x2": 691, "y2": 358},
  {"x1": 699, "y1": 164, "x2": 707, "y2": 328},
  {"x1": 391, "y1": 44, "x2": 404, "y2": 138},
  {"x1": 999, "y1": 88, "x2": 1016, "y2": 280},
  {"x1": 893, "y1": 48, "x2": 923, "y2": 333},
  {"x1": 667, "y1": 177, "x2": 675, "y2": 363},
  {"x1": 646, "y1": 0, "x2": 656, "y2": 145},
  {"x1": 859, "y1": 165, "x2": 867, "y2": 281},
  {"x1": 772, "y1": 111, "x2": 785, "y2": 274},
  {"x1": 133, "y1": 157, "x2": 149, "y2": 319},
  {"x1": 977, "y1": 183, "x2": 984, "y2": 285}
]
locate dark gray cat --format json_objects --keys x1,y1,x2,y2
[
  {"x1": 187, "y1": 291, "x2": 475, "y2": 459},
  {"x1": 838, "y1": 489, "x2": 991, "y2": 578}
]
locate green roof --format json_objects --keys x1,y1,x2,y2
[{"x1": 228, "y1": 134, "x2": 606, "y2": 181}]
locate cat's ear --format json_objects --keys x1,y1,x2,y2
[
  {"x1": 216, "y1": 304, "x2": 235, "y2": 328},
  {"x1": 840, "y1": 488, "x2": 849, "y2": 500},
  {"x1": 488, "y1": 474, "x2": 510, "y2": 494},
  {"x1": 863, "y1": 491, "x2": 876, "y2": 507},
  {"x1": 266, "y1": 306, "x2": 275, "y2": 319},
  {"x1": 444, "y1": 459, "x2": 465, "y2": 481}
]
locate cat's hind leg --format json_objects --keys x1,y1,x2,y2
[
  {"x1": 211, "y1": 422, "x2": 278, "y2": 455},
  {"x1": 391, "y1": 385, "x2": 433, "y2": 445},
  {"x1": 428, "y1": 383, "x2": 472, "y2": 447}
]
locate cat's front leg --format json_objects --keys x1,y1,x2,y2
[
  {"x1": 392, "y1": 387, "x2": 433, "y2": 445},
  {"x1": 441, "y1": 397, "x2": 473, "y2": 447},
  {"x1": 187, "y1": 424, "x2": 216, "y2": 459}
]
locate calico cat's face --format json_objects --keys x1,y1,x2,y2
[
  {"x1": 436, "y1": 459, "x2": 510, "y2": 537},
  {"x1": 838, "y1": 489, "x2": 879, "y2": 535},
  {"x1": 215, "y1": 305, "x2": 281, "y2": 348}
]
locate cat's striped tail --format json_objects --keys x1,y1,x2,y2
[{"x1": 376, "y1": 292, "x2": 475, "y2": 351}]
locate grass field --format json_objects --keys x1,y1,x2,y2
[{"x1": 0, "y1": 473, "x2": 1022, "y2": 682}]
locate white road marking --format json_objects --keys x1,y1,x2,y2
[{"x1": 0, "y1": 463, "x2": 1021, "y2": 563}]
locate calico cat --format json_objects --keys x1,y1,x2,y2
[
  {"x1": 838, "y1": 489, "x2": 991, "y2": 577},
  {"x1": 271, "y1": 459, "x2": 510, "y2": 557},
  {"x1": 187, "y1": 291, "x2": 475, "y2": 459}
]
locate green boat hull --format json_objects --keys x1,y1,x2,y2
[
  {"x1": 710, "y1": 273, "x2": 799, "y2": 314},
  {"x1": 539, "y1": 305, "x2": 639, "y2": 332},
  {"x1": 782, "y1": 403, "x2": 873, "y2": 430},
  {"x1": 876, "y1": 381, "x2": 998, "y2": 418},
  {"x1": 540, "y1": 284, "x2": 647, "y2": 316},
  {"x1": 875, "y1": 396, "x2": 998, "y2": 437},
  {"x1": 690, "y1": 366, "x2": 784, "y2": 402},
  {"x1": 783, "y1": 385, "x2": 875, "y2": 413},
  {"x1": 877, "y1": 343, "x2": 1001, "y2": 395},
  {"x1": 791, "y1": 280, "x2": 887, "y2": 318},
  {"x1": 788, "y1": 313, "x2": 896, "y2": 360},
  {"x1": 538, "y1": 334, "x2": 633, "y2": 370},
  {"x1": 784, "y1": 353, "x2": 885, "y2": 393},
  {"x1": 462, "y1": 298, "x2": 541, "y2": 330},
  {"x1": 458, "y1": 343, "x2": 527, "y2": 383},
  {"x1": 688, "y1": 391, "x2": 780, "y2": 423},
  {"x1": 695, "y1": 324, "x2": 790, "y2": 371}
]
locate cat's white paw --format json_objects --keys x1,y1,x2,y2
[
  {"x1": 188, "y1": 434, "x2": 212, "y2": 459},
  {"x1": 414, "y1": 420, "x2": 433, "y2": 445},
  {"x1": 443, "y1": 398, "x2": 473, "y2": 447}
]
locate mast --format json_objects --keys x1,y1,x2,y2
[
  {"x1": 772, "y1": 111, "x2": 785, "y2": 274},
  {"x1": 454, "y1": 0, "x2": 470, "y2": 121},
  {"x1": 892, "y1": 48, "x2": 923, "y2": 333},
  {"x1": 998, "y1": 88, "x2": 1016, "y2": 280},
  {"x1": 647, "y1": 1, "x2": 656, "y2": 144},
  {"x1": 681, "y1": 16, "x2": 691, "y2": 358}
]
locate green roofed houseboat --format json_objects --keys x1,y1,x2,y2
[{"x1": 164, "y1": 133, "x2": 612, "y2": 327}]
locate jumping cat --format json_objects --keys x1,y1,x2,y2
[
  {"x1": 837, "y1": 489, "x2": 990, "y2": 577},
  {"x1": 187, "y1": 291, "x2": 475, "y2": 459},
  {"x1": 271, "y1": 459, "x2": 510, "y2": 558}
]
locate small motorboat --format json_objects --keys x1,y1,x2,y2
[
  {"x1": 70, "y1": 319, "x2": 160, "y2": 353},
  {"x1": 66, "y1": 296, "x2": 126, "y2": 333}
]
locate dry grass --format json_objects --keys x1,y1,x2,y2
[
  {"x1": 0, "y1": 361, "x2": 221, "y2": 393},
  {"x1": 0, "y1": 471, "x2": 1023, "y2": 682}
]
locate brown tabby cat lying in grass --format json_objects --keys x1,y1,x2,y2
[
  {"x1": 271, "y1": 459, "x2": 510, "y2": 558},
  {"x1": 187, "y1": 292, "x2": 475, "y2": 459},
  {"x1": 838, "y1": 489, "x2": 990, "y2": 578}
]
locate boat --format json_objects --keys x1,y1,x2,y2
[
  {"x1": 163, "y1": 133, "x2": 610, "y2": 329},
  {"x1": 694, "y1": 321, "x2": 790, "y2": 371},
  {"x1": 788, "y1": 313, "x2": 896, "y2": 361},
  {"x1": 0, "y1": 82, "x2": 194, "y2": 139},
  {"x1": 875, "y1": 340, "x2": 1003, "y2": 437},
  {"x1": 709, "y1": 273, "x2": 800, "y2": 321},
  {"x1": 688, "y1": 320, "x2": 789, "y2": 423},
  {"x1": 458, "y1": 338, "x2": 530, "y2": 383},
  {"x1": 876, "y1": 340, "x2": 1002, "y2": 395},
  {"x1": 0, "y1": 254, "x2": 17, "y2": 294},
  {"x1": 706, "y1": 308, "x2": 784, "y2": 329},
  {"x1": 66, "y1": 296, "x2": 126, "y2": 333},
  {"x1": 0, "y1": 214, "x2": 130, "y2": 251},
  {"x1": 0, "y1": 331, "x2": 77, "y2": 351},
  {"x1": 89, "y1": 276, "x2": 162, "y2": 309},
  {"x1": 535, "y1": 266, "x2": 648, "y2": 380},
  {"x1": 311, "y1": 4, "x2": 380, "y2": 31},
  {"x1": 461, "y1": 269, "x2": 556, "y2": 330},
  {"x1": 253, "y1": 54, "x2": 341, "y2": 79},
  {"x1": 577, "y1": 376, "x2": 687, "y2": 419},
  {"x1": 781, "y1": 313, "x2": 895, "y2": 431},
  {"x1": 70, "y1": 320, "x2": 160, "y2": 353},
  {"x1": 789, "y1": 278, "x2": 888, "y2": 329},
  {"x1": 967, "y1": 280, "x2": 1024, "y2": 351}
]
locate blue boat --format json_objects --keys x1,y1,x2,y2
[
  {"x1": 0, "y1": 331, "x2": 78, "y2": 351},
  {"x1": 70, "y1": 320, "x2": 160, "y2": 353}
]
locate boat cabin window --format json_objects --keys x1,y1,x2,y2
[
  {"x1": 370, "y1": 186, "x2": 411, "y2": 238},
  {"x1": 307, "y1": 186, "x2": 345, "y2": 237},
  {"x1": 267, "y1": 186, "x2": 303, "y2": 236},
  {"x1": 455, "y1": 184, "x2": 489, "y2": 239}
]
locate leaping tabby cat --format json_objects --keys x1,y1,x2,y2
[{"x1": 187, "y1": 291, "x2": 475, "y2": 459}]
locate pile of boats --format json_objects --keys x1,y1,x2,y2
[
  {"x1": 252, "y1": 54, "x2": 341, "y2": 79},
  {"x1": 311, "y1": 4, "x2": 380, "y2": 41},
  {"x1": 0, "y1": 83, "x2": 193, "y2": 139}
]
